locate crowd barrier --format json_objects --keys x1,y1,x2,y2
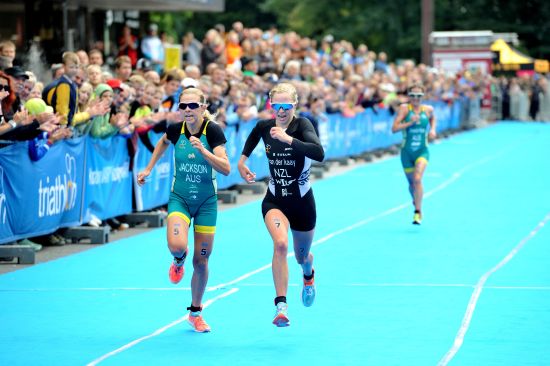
[{"x1": 0, "y1": 101, "x2": 462, "y2": 244}]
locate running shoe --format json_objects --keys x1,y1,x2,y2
[
  {"x1": 168, "y1": 251, "x2": 187, "y2": 284},
  {"x1": 188, "y1": 314, "x2": 211, "y2": 333},
  {"x1": 413, "y1": 212, "x2": 422, "y2": 225},
  {"x1": 302, "y1": 274, "x2": 316, "y2": 307},
  {"x1": 272, "y1": 302, "x2": 290, "y2": 327}
]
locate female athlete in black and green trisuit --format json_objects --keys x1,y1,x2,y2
[
  {"x1": 392, "y1": 84, "x2": 437, "y2": 225},
  {"x1": 138, "y1": 87, "x2": 230, "y2": 332}
]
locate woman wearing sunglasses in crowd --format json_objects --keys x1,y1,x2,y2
[
  {"x1": 392, "y1": 84, "x2": 437, "y2": 225},
  {"x1": 0, "y1": 71, "x2": 34, "y2": 137},
  {"x1": 237, "y1": 82, "x2": 325, "y2": 327},
  {"x1": 137, "y1": 87, "x2": 230, "y2": 333}
]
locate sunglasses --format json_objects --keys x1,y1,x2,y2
[
  {"x1": 0, "y1": 85, "x2": 9, "y2": 92},
  {"x1": 408, "y1": 93, "x2": 424, "y2": 99},
  {"x1": 271, "y1": 103, "x2": 295, "y2": 111},
  {"x1": 179, "y1": 102, "x2": 202, "y2": 110}
]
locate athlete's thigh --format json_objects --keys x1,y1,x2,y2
[
  {"x1": 193, "y1": 195, "x2": 218, "y2": 235},
  {"x1": 167, "y1": 215, "x2": 190, "y2": 244},
  {"x1": 167, "y1": 196, "x2": 191, "y2": 244},
  {"x1": 264, "y1": 209, "x2": 290, "y2": 244},
  {"x1": 401, "y1": 149, "x2": 415, "y2": 182},
  {"x1": 192, "y1": 232, "x2": 215, "y2": 259}
]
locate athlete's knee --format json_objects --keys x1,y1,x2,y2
[
  {"x1": 167, "y1": 237, "x2": 187, "y2": 254},
  {"x1": 273, "y1": 238, "x2": 288, "y2": 257},
  {"x1": 193, "y1": 255, "x2": 209, "y2": 272},
  {"x1": 296, "y1": 249, "x2": 312, "y2": 264},
  {"x1": 413, "y1": 174, "x2": 422, "y2": 186}
]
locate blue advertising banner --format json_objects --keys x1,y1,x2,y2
[
  {"x1": 133, "y1": 131, "x2": 174, "y2": 211},
  {"x1": 238, "y1": 120, "x2": 270, "y2": 182},
  {"x1": 0, "y1": 138, "x2": 86, "y2": 244},
  {"x1": 217, "y1": 125, "x2": 243, "y2": 190},
  {"x1": 320, "y1": 109, "x2": 399, "y2": 159},
  {"x1": 0, "y1": 163, "x2": 15, "y2": 242},
  {"x1": 451, "y1": 101, "x2": 462, "y2": 129},
  {"x1": 0, "y1": 101, "x2": 462, "y2": 243},
  {"x1": 84, "y1": 136, "x2": 132, "y2": 221}
]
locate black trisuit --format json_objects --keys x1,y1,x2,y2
[{"x1": 241, "y1": 117, "x2": 325, "y2": 231}]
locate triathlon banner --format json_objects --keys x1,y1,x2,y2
[
  {"x1": 83, "y1": 136, "x2": 132, "y2": 221},
  {"x1": 133, "y1": 131, "x2": 174, "y2": 211},
  {"x1": 0, "y1": 101, "x2": 461, "y2": 243},
  {"x1": 0, "y1": 137, "x2": 86, "y2": 244},
  {"x1": 216, "y1": 125, "x2": 242, "y2": 190}
]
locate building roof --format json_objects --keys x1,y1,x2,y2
[{"x1": 491, "y1": 39, "x2": 533, "y2": 64}]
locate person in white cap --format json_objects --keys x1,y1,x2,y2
[{"x1": 182, "y1": 77, "x2": 199, "y2": 89}]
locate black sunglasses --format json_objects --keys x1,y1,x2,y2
[
  {"x1": 0, "y1": 85, "x2": 9, "y2": 92},
  {"x1": 179, "y1": 102, "x2": 202, "y2": 110}
]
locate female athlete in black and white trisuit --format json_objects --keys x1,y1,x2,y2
[{"x1": 238, "y1": 82, "x2": 325, "y2": 327}]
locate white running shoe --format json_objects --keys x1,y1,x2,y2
[{"x1": 272, "y1": 302, "x2": 290, "y2": 327}]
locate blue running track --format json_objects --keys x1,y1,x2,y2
[{"x1": 1, "y1": 122, "x2": 549, "y2": 366}]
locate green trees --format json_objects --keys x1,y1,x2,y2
[{"x1": 152, "y1": 0, "x2": 550, "y2": 61}]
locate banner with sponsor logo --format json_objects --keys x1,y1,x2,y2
[
  {"x1": 0, "y1": 165, "x2": 14, "y2": 242},
  {"x1": 133, "y1": 131, "x2": 174, "y2": 211},
  {"x1": 0, "y1": 102, "x2": 462, "y2": 244},
  {"x1": 0, "y1": 138, "x2": 85, "y2": 244},
  {"x1": 318, "y1": 109, "x2": 399, "y2": 159},
  {"x1": 238, "y1": 121, "x2": 270, "y2": 182},
  {"x1": 83, "y1": 136, "x2": 132, "y2": 221},
  {"x1": 317, "y1": 102, "x2": 460, "y2": 160},
  {"x1": 217, "y1": 121, "x2": 270, "y2": 190},
  {"x1": 217, "y1": 125, "x2": 242, "y2": 190}
]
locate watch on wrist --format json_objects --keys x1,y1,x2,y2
[{"x1": 8, "y1": 120, "x2": 17, "y2": 128}]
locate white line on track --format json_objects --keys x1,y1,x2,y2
[
  {"x1": 0, "y1": 287, "x2": 193, "y2": 292},
  {"x1": 89, "y1": 137, "x2": 517, "y2": 364},
  {"x1": 6, "y1": 283, "x2": 550, "y2": 292},
  {"x1": 86, "y1": 288, "x2": 238, "y2": 366},
  {"x1": 232, "y1": 284, "x2": 550, "y2": 290},
  {"x1": 437, "y1": 212, "x2": 550, "y2": 366},
  {"x1": 209, "y1": 146, "x2": 508, "y2": 292}
]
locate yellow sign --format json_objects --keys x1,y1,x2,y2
[
  {"x1": 535, "y1": 60, "x2": 549, "y2": 73},
  {"x1": 164, "y1": 45, "x2": 181, "y2": 71}
]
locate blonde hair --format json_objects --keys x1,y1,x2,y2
[
  {"x1": 129, "y1": 74, "x2": 147, "y2": 87},
  {"x1": 269, "y1": 82, "x2": 298, "y2": 104},
  {"x1": 87, "y1": 64, "x2": 101, "y2": 73},
  {"x1": 180, "y1": 87, "x2": 216, "y2": 121},
  {"x1": 163, "y1": 69, "x2": 185, "y2": 83},
  {"x1": 0, "y1": 40, "x2": 15, "y2": 51},
  {"x1": 144, "y1": 82, "x2": 157, "y2": 97},
  {"x1": 62, "y1": 51, "x2": 80, "y2": 66},
  {"x1": 33, "y1": 81, "x2": 44, "y2": 93},
  {"x1": 283, "y1": 60, "x2": 301, "y2": 74},
  {"x1": 78, "y1": 81, "x2": 94, "y2": 108},
  {"x1": 79, "y1": 81, "x2": 94, "y2": 95}
]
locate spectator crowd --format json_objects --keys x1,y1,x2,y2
[{"x1": 1, "y1": 21, "x2": 549, "y2": 251}]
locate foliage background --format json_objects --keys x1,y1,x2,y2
[{"x1": 151, "y1": 0, "x2": 550, "y2": 61}]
